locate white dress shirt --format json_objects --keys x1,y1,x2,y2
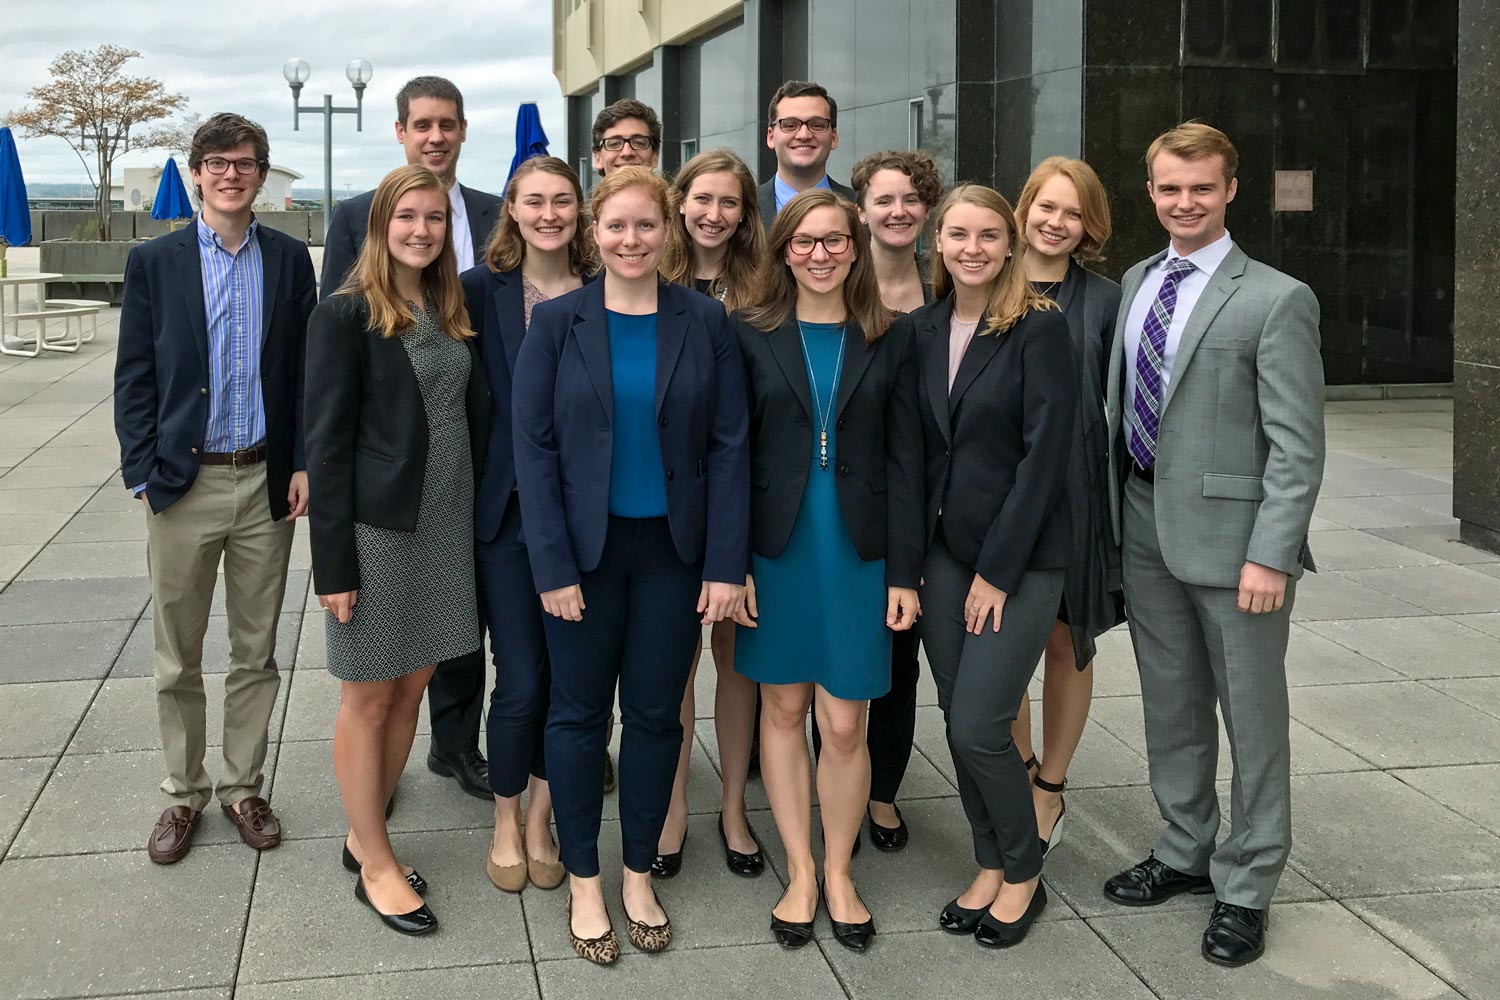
[
  {"x1": 448, "y1": 182, "x2": 475, "y2": 273},
  {"x1": 1123, "y1": 230, "x2": 1234, "y2": 414}
]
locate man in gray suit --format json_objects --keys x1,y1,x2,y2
[{"x1": 1101, "y1": 122, "x2": 1325, "y2": 967}]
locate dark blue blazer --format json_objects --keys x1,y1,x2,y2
[
  {"x1": 460, "y1": 263, "x2": 596, "y2": 543},
  {"x1": 511, "y1": 280, "x2": 751, "y2": 593},
  {"x1": 114, "y1": 222, "x2": 316, "y2": 519}
]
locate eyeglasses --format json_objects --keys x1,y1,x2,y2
[
  {"x1": 596, "y1": 134, "x2": 657, "y2": 152},
  {"x1": 788, "y1": 233, "x2": 852, "y2": 255},
  {"x1": 202, "y1": 157, "x2": 264, "y2": 176},
  {"x1": 772, "y1": 116, "x2": 833, "y2": 135}
]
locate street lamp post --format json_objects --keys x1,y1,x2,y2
[{"x1": 283, "y1": 57, "x2": 374, "y2": 238}]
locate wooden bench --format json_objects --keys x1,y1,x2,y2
[
  {"x1": 45, "y1": 299, "x2": 109, "y2": 343},
  {"x1": 0, "y1": 305, "x2": 99, "y2": 357}
]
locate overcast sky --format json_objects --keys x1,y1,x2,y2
[{"x1": 0, "y1": 0, "x2": 565, "y2": 195}]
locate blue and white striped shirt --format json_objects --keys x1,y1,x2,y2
[{"x1": 197, "y1": 213, "x2": 265, "y2": 452}]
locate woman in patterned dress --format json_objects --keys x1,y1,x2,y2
[{"x1": 305, "y1": 164, "x2": 491, "y2": 936}]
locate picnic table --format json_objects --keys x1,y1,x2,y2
[{"x1": 0, "y1": 272, "x2": 107, "y2": 357}]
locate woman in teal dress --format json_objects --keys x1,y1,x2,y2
[{"x1": 731, "y1": 189, "x2": 923, "y2": 952}]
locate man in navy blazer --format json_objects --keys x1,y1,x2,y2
[
  {"x1": 114, "y1": 114, "x2": 316, "y2": 866},
  {"x1": 319, "y1": 76, "x2": 500, "y2": 799},
  {"x1": 758, "y1": 80, "x2": 858, "y2": 230}
]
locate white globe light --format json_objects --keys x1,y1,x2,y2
[
  {"x1": 346, "y1": 59, "x2": 374, "y2": 86},
  {"x1": 282, "y1": 58, "x2": 311, "y2": 85}
]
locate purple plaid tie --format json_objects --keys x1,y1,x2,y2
[{"x1": 1128, "y1": 257, "x2": 1197, "y2": 469}]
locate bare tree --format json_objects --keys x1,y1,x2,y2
[{"x1": 6, "y1": 45, "x2": 188, "y2": 240}]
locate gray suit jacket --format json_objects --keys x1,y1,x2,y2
[
  {"x1": 1104, "y1": 242, "x2": 1325, "y2": 589},
  {"x1": 758, "y1": 176, "x2": 858, "y2": 231}
]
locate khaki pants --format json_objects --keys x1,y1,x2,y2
[{"x1": 145, "y1": 463, "x2": 294, "y2": 812}]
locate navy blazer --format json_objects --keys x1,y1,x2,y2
[
  {"x1": 321, "y1": 184, "x2": 501, "y2": 299},
  {"x1": 511, "y1": 280, "x2": 751, "y2": 593},
  {"x1": 460, "y1": 263, "x2": 597, "y2": 542},
  {"x1": 114, "y1": 222, "x2": 316, "y2": 519},
  {"x1": 758, "y1": 176, "x2": 858, "y2": 231}
]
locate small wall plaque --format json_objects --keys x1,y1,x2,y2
[{"x1": 1275, "y1": 170, "x2": 1314, "y2": 212}]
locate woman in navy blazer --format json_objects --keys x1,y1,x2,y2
[
  {"x1": 512, "y1": 166, "x2": 749, "y2": 964},
  {"x1": 459, "y1": 157, "x2": 592, "y2": 895}
]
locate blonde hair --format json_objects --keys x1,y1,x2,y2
[
  {"x1": 928, "y1": 184, "x2": 1057, "y2": 336},
  {"x1": 1145, "y1": 120, "x2": 1239, "y2": 184},
  {"x1": 1015, "y1": 156, "x2": 1113, "y2": 264},
  {"x1": 484, "y1": 156, "x2": 593, "y2": 276},
  {"x1": 337, "y1": 165, "x2": 473, "y2": 340},
  {"x1": 738, "y1": 188, "x2": 896, "y2": 343},
  {"x1": 665, "y1": 149, "x2": 765, "y2": 312},
  {"x1": 587, "y1": 165, "x2": 684, "y2": 279}
]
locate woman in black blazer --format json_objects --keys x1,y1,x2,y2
[
  {"x1": 460, "y1": 156, "x2": 590, "y2": 895},
  {"x1": 305, "y1": 165, "x2": 491, "y2": 936},
  {"x1": 731, "y1": 189, "x2": 922, "y2": 952},
  {"x1": 906, "y1": 183, "x2": 1076, "y2": 949},
  {"x1": 1009, "y1": 157, "x2": 1127, "y2": 859}
]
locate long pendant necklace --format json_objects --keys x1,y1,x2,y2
[{"x1": 797, "y1": 321, "x2": 847, "y2": 472}]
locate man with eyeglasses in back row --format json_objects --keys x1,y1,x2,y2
[{"x1": 759, "y1": 80, "x2": 857, "y2": 229}]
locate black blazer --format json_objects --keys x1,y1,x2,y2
[
  {"x1": 911, "y1": 295, "x2": 1078, "y2": 594},
  {"x1": 114, "y1": 222, "x2": 316, "y2": 519},
  {"x1": 320, "y1": 184, "x2": 501, "y2": 299},
  {"x1": 512, "y1": 280, "x2": 750, "y2": 593},
  {"x1": 733, "y1": 314, "x2": 924, "y2": 588},
  {"x1": 304, "y1": 294, "x2": 491, "y2": 595},
  {"x1": 758, "y1": 176, "x2": 858, "y2": 230}
]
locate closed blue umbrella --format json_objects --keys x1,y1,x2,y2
[
  {"x1": 0, "y1": 127, "x2": 33, "y2": 278},
  {"x1": 151, "y1": 156, "x2": 194, "y2": 226},
  {"x1": 504, "y1": 103, "x2": 550, "y2": 196}
]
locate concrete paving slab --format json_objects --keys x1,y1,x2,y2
[
  {"x1": 1341, "y1": 565, "x2": 1500, "y2": 615},
  {"x1": 0, "y1": 845, "x2": 254, "y2": 999},
  {"x1": 1289, "y1": 771, "x2": 1500, "y2": 896},
  {"x1": 0, "y1": 575, "x2": 150, "y2": 625},
  {"x1": 237, "y1": 830, "x2": 530, "y2": 983},
  {"x1": 1290, "y1": 681, "x2": 1500, "y2": 767},
  {"x1": 1450, "y1": 612, "x2": 1500, "y2": 638},
  {"x1": 1089, "y1": 900, "x2": 1461, "y2": 999},
  {"x1": 0, "y1": 618, "x2": 131, "y2": 682},
  {"x1": 1301, "y1": 616, "x2": 1500, "y2": 679},
  {"x1": 536, "y1": 943, "x2": 844, "y2": 998},
  {"x1": 1317, "y1": 468, "x2": 1453, "y2": 498},
  {"x1": 1369, "y1": 525, "x2": 1500, "y2": 564},
  {"x1": 0, "y1": 679, "x2": 97, "y2": 757},
  {"x1": 1026, "y1": 711, "x2": 1152, "y2": 788},
  {"x1": 1347, "y1": 888, "x2": 1500, "y2": 1000},
  {"x1": 1285, "y1": 624, "x2": 1406, "y2": 685},
  {"x1": 1305, "y1": 530, "x2": 1445, "y2": 570},
  {"x1": 1390, "y1": 763, "x2": 1500, "y2": 836},
  {"x1": 1429, "y1": 676, "x2": 1500, "y2": 719},
  {"x1": 19, "y1": 538, "x2": 150, "y2": 580},
  {"x1": 53, "y1": 510, "x2": 148, "y2": 543},
  {"x1": 0, "y1": 511, "x2": 71, "y2": 544},
  {"x1": 0, "y1": 541, "x2": 39, "y2": 583},
  {"x1": 1090, "y1": 630, "x2": 1142, "y2": 696},
  {"x1": 113, "y1": 612, "x2": 303, "y2": 678},
  {"x1": 17, "y1": 444, "x2": 121, "y2": 467},
  {"x1": 70, "y1": 673, "x2": 291, "y2": 753},
  {"x1": 236, "y1": 966, "x2": 537, "y2": 1000},
  {"x1": 1292, "y1": 571, "x2": 1428, "y2": 621},
  {"x1": 0, "y1": 465, "x2": 117, "y2": 490},
  {"x1": 0, "y1": 485, "x2": 95, "y2": 517},
  {"x1": 0, "y1": 756, "x2": 51, "y2": 854},
  {"x1": 1313, "y1": 496, "x2": 1458, "y2": 530},
  {"x1": 82, "y1": 486, "x2": 146, "y2": 512},
  {"x1": 11, "y1": 744, "x2": 282, "y2": 857},
  {"x1": 826, "y1": 922, "x2": 1155, "y2": 1000}
]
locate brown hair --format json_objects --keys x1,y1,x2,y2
[
  {"x1": 1014, "y1": 156, "x2": 1113, "y2": 264},
  {"x1": 188, "y1": 113, "x2": 269, "y2": 200},
  {"x1": 587, "y1": 166, "x2": 684, "y2": 281},
  {"x1": 591, "y1": 99, "x2": 662, "y2": 149},
  {"x1": 766, "y1": 80, "x2": 838, "y2": 126},
  {"x1": 850, "y1": 149, "x2": 944, "y2": 209},
  {"x1": 664, "y1": 149, "x2": 765, "y2": 312},
  {"x1": 1145, "y1": 120, "x2": 1239, "y2": 184},
  {"x1": 928, "y1": 184, "x2": 1057, "y2": 336},
  {"x1": 336, "y1": 165, "x2": 474, "y2": 341},
  {"x1": 739, "y1": 189, "x2": 895, "y2": 343},
  {"x1": 484, "y1": 157, "x2": 592, "y2": 276},
  {"x1": 395, "y1": 76, "x2": 465, "y2": 126}
]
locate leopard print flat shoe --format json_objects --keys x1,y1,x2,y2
[
  {"x1": 566, "y1": 896, "x2": 620, "y2": 965},
  {"x1": 622, "y1": 888, "x2": 673, "y2": 953}
]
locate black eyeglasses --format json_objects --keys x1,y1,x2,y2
[
  {"x1": 202, "y1": 157, "x2": 265, "y2": 176},
  {"x1": 596, "y1": 134, "x2": 657, "y2": 152},
  {"x1": 772, "y1": 116, "x2": 833, "y2": 135},
  {"x1": 788, "y1": 233, "x2": 852, "y2": 255}
]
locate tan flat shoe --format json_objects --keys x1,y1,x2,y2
[
  {"x1": 528, "y1": 855, "x2": 565, "y2": 890},
  {"x1": 486, "y1": 834, "x2": 527, "y2": 892}
]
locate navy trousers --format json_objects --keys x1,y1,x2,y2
[
  {"x1": 479, "y1": 497, "x2": 551, "y2": 797},
  {"x1": 543, "y1": 516, "x2": 702, "y2": 877}
]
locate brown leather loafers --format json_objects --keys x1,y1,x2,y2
[
  {"x1": 223, "y1": 796, "x2": 282, "y2": 850},
  {"x1": 148, "y1": 805, "x2": 201, "y2": 864}
]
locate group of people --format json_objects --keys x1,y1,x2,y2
[{"x1": 114, "y1": 74, "x2": 1325, "y2": 971}]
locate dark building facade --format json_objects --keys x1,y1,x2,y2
[{"x1": 563, "y1": 0, "x2": 1458, "y2": 387}]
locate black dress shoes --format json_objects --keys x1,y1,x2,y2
[
  {"x1": 650, "y1": 832, "x2": 686, "y2": 878},
  {"x1": 770, "y1": 885, "x2": 816, "y2": 949},
  {"x1": 426, "y1": 749, "x2": 491, "y2": 800},
  {"x1": 868, "y1": 805, "x2": 909, "y2": 852},
  {"x1": 719, "y1": 814, "x2": 764, "y2": 877},
  {"x1": 341, "y1": 841, "x2": 428, "y2": 894},
  {"x1": 974, "y1": 883, "x2": 1047, "y2": 948},
  {"x1": 355, "y1": 876, "x2": 437, "y2": 935},
  {"x1": 1104, "y1": 854, "x2": 1214, "y2": 906},
  {"x1": 938, "y1": 896, "x2": 989, "y2": 934},
  {"x1": 1202, "y1": 901, "x2": 1268, "y2": 966},
  {"x1": 825, "y1": 881, "x2": 876, "y2": 952}
]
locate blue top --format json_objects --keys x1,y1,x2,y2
[
  {"x1": 774, "y1": 172, "x2": 832, "y2": 212},
  {"x1": 606, "y1": 309, "x2": 668, "y2": 518},
  {"x1": 197, "y1": 213, "x2": 266, "y2": 452}
]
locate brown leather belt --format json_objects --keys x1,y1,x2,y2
[{"x1": 199, "y1": 445, "x2": 267, "y2": 466}]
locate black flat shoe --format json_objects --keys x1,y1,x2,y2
[
  {"x1": 974, "y1": 883, "x2": 1046, "y2": 948},
  {"x1": 354, "y1": 876, "x2": 437, "y2": 935},
  {"x1": 719, "y1": 814, "x2": 763, "y2": 878},
  {"x1": 341, "y1": 841, "x2": 428, "y2": 894},
  {"x1": 1202, "y1": 900, "x2": 1268, "y2": 966},
  {"x1": 650, "y1": 831, "x2": 686, "y2": 878},
  {"x1": 769, "y1": 884, "x2": 816, "y2": 949},
  {"x1": 1104, "y1": 853, "x2": 1214, "y2": 906},
  {"x1": 825, "y1": 880, "x2": 875, "y2": 952},
  {"x1": 938, "y1": 896, "x2": 990, "y2": 934},
  {"x1": 867, "y1": 804, "x2": 909, "y2": 852},
  {"x1": 426, "y1": 749, "x2": 491, "y2": 800}
]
